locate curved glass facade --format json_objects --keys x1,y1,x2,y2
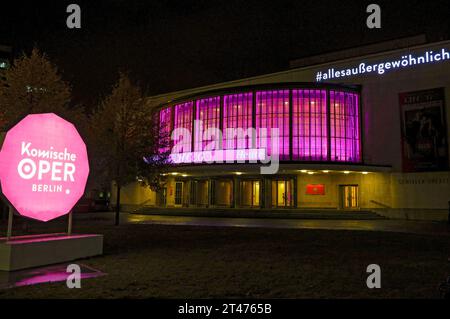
[{"x1": 159, "y1": 84, "x2": 361, "y2": 164}]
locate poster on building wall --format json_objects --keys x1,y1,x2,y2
[
  {"x1": 306, "y1": 184, "x2": 325, "y2": 195},
  {"x1": 399, "y1": 87, "x2": 448, "y2": 172}
]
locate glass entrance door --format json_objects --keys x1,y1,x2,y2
[
  {"x1": 240, "y1": 180, "x2": 261, "y2": 207},
  {"x1": 271, "y1": 179, "x2": 293, "y2": 207},
  {"x1": 341, "y1": 185, "x2": 358, "y2": 209},
  {"x1": 252, "y1": 181, "x2": 260, "y2": 206}
]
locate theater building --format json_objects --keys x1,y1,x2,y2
[{"x1": 114, "y1": 36, "x2": 450, "y2": 221}]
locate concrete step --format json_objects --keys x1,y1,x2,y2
[{"x1": 132, "y1": 207, "x2": 386, "y2": 220}]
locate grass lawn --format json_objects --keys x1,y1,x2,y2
[{"x1": 1, "y1": 220, "x2": 450, "y2": 298}]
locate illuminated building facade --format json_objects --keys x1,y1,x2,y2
[
  {"x1": 162, "y1": 85, "x2": 361, "y2": 164},
  {"x1": 114, "y1": 36, "x2": 450, "y2": 221}
]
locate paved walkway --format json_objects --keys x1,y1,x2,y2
[{"x1": 75, "y1": 212, "x2": 450, "y2": 237}]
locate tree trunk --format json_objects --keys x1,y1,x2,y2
[{"x1": 115, "y1": 184, "x2": 121, "y2": 226}]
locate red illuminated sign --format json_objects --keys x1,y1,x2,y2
[{"x1": 306, "y1": 184, "x2": 325, "y2": 195}]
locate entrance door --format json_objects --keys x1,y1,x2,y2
[
  {"x1": 240, "y1": 180, "x2": 261, "y2": 207},
  {"x1": 252, "y1": 181, "x2": 260, "y2": 206},
  {"x1": 340, "y1": 185, "x2": 358, "y2": 209},
  {"x1": 271, "y1": 179, "x2": 293, "y2": 207},
  {"x1": 189, "y1": 180, "x2": 209, "y2": 207},
  {"x1": 214, "y1": 179, "x2": 233, "y2": 207},
  {"x1": 197, "y1": 180, "x2": 209, "y2": 207},
  {"x1": 174, "y1": 182, "x2": 183, "y2": 206},
  {"x1": 277, "y1": 181, "x2": 286, "y2": 206}
]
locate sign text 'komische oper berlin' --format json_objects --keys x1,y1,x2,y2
[{"x1": 0, "y1": 113, "x2": 89, "y2": 222}]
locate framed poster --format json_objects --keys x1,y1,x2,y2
[{"x1": 399, "y1": 87, "x2": 448, "y2": 172}]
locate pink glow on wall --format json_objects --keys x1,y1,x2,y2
[
  {"x1": 255, "y1": 90, "x2": 290, "y2": 160},
  {"x1": 292, "y1": 89, "x2": 328, "y2": 160},
  {"x1": 0, "y1": 113, "x2": 89, "y2": 222}
]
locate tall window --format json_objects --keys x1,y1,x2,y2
[
  {"x1": 222, "y1": 92, "x2": 253, "y2": 150},
  {"x1": 292, "y1": 89, "x2": 328, "y2": 160},
  {"x1": 330, "y1": 91, "x2": 361, "y2": 162},
  {"x1": 255, "y1": 90, "x2": 290, "y2": 160},
  {"x1": 173, "y1": 101, "x2": 194, "y2": 153},
  {"x1": 175, "y1": 182, "x2": 183, "y2": 205},
  {"x1": 194, "y1": 96, "x2": 221, "y2": 151},
  {"x1": 158, "y1": 106, "x2": 172, "y2": 154}
]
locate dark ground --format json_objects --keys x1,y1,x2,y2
[{"x1": 1, "y1": 214, "x2": 450, "y2": 299}]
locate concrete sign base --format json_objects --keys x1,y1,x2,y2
[{"x1": 0, "y1": 233, "x2": 103, "y2": 271}]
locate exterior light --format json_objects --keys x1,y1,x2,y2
[
  {"x1": 362, "y1": 171, "x2": 369, "y2": 175},
  {"x1": 322, "y1": 170, "x2": 329, "y2": 173},
  {"x1": 235, "y1": 172, "x2": 242, "y2": 175},
  {"x1": 300, "y1": 170, "x2": 308, "y2": 173},
  {"x1": 182, "y1": 174, "x2": 188, "y2": 177},
  {"x1": 171, "y1": 172, "x2": 179, "y2": 176},
  {"x1": 307, "y1": 172, "x2": 314, "y2": 175},
  {"x1": 343, "y1": 171, "x2": 350, "y2": 174}
]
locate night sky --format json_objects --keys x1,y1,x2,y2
[{"x1": 0, "y1": 0, "x2": 449, "y2": 106}]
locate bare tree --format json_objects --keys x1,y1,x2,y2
[{"x1": 90, "y1": 72, "x2": 170, "y2": 225}]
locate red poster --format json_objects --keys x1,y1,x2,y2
[{"x1": 306, "y1": 184, "x2": 325, "y2": 195}]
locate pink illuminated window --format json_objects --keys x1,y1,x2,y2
[
  {"x1": 194, "y1": 96, "x2": 221, "y2": 151},
  {"x1": 255, "y1": 90, "x2": 290, "y2": 160},
  {"x1": 292, "y1": 89, "x2": 327, "y2": 160},
  {"x1": 330, "y1": 91, "x2": 361, "y2": 162},
  {"x1": 161, "y1": 86, "x2": 361, "y2": 164},
  {"x1": 173, "y1": 101, "x2": 193, "y2": 153},
  {"x1": 158, "y1": 106, "x2": 172, "y2": 153},
  {"x1": 222, "y1": 92, "x2": 253, "y2": 150}
]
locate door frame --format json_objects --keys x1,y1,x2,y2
[
  {"x1": 174, "y1": 181, "x2": 183, "y2": 207},
  {"x1": 271, "y1": 178, "x2": 295, "y2": 208},
  {"x1": 238, "y1": 179, "x2": 262, "y2": 208},
  {"x1": 339, "y1": 184, "x2": 359, "y2": 209},
  {"x1": 211, "y1": 178, "x2": 233, "y2": 207}
]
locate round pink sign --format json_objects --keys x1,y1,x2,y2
[{"x1": 0, "y1": 113, "x2": 89, "y2": 222}]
